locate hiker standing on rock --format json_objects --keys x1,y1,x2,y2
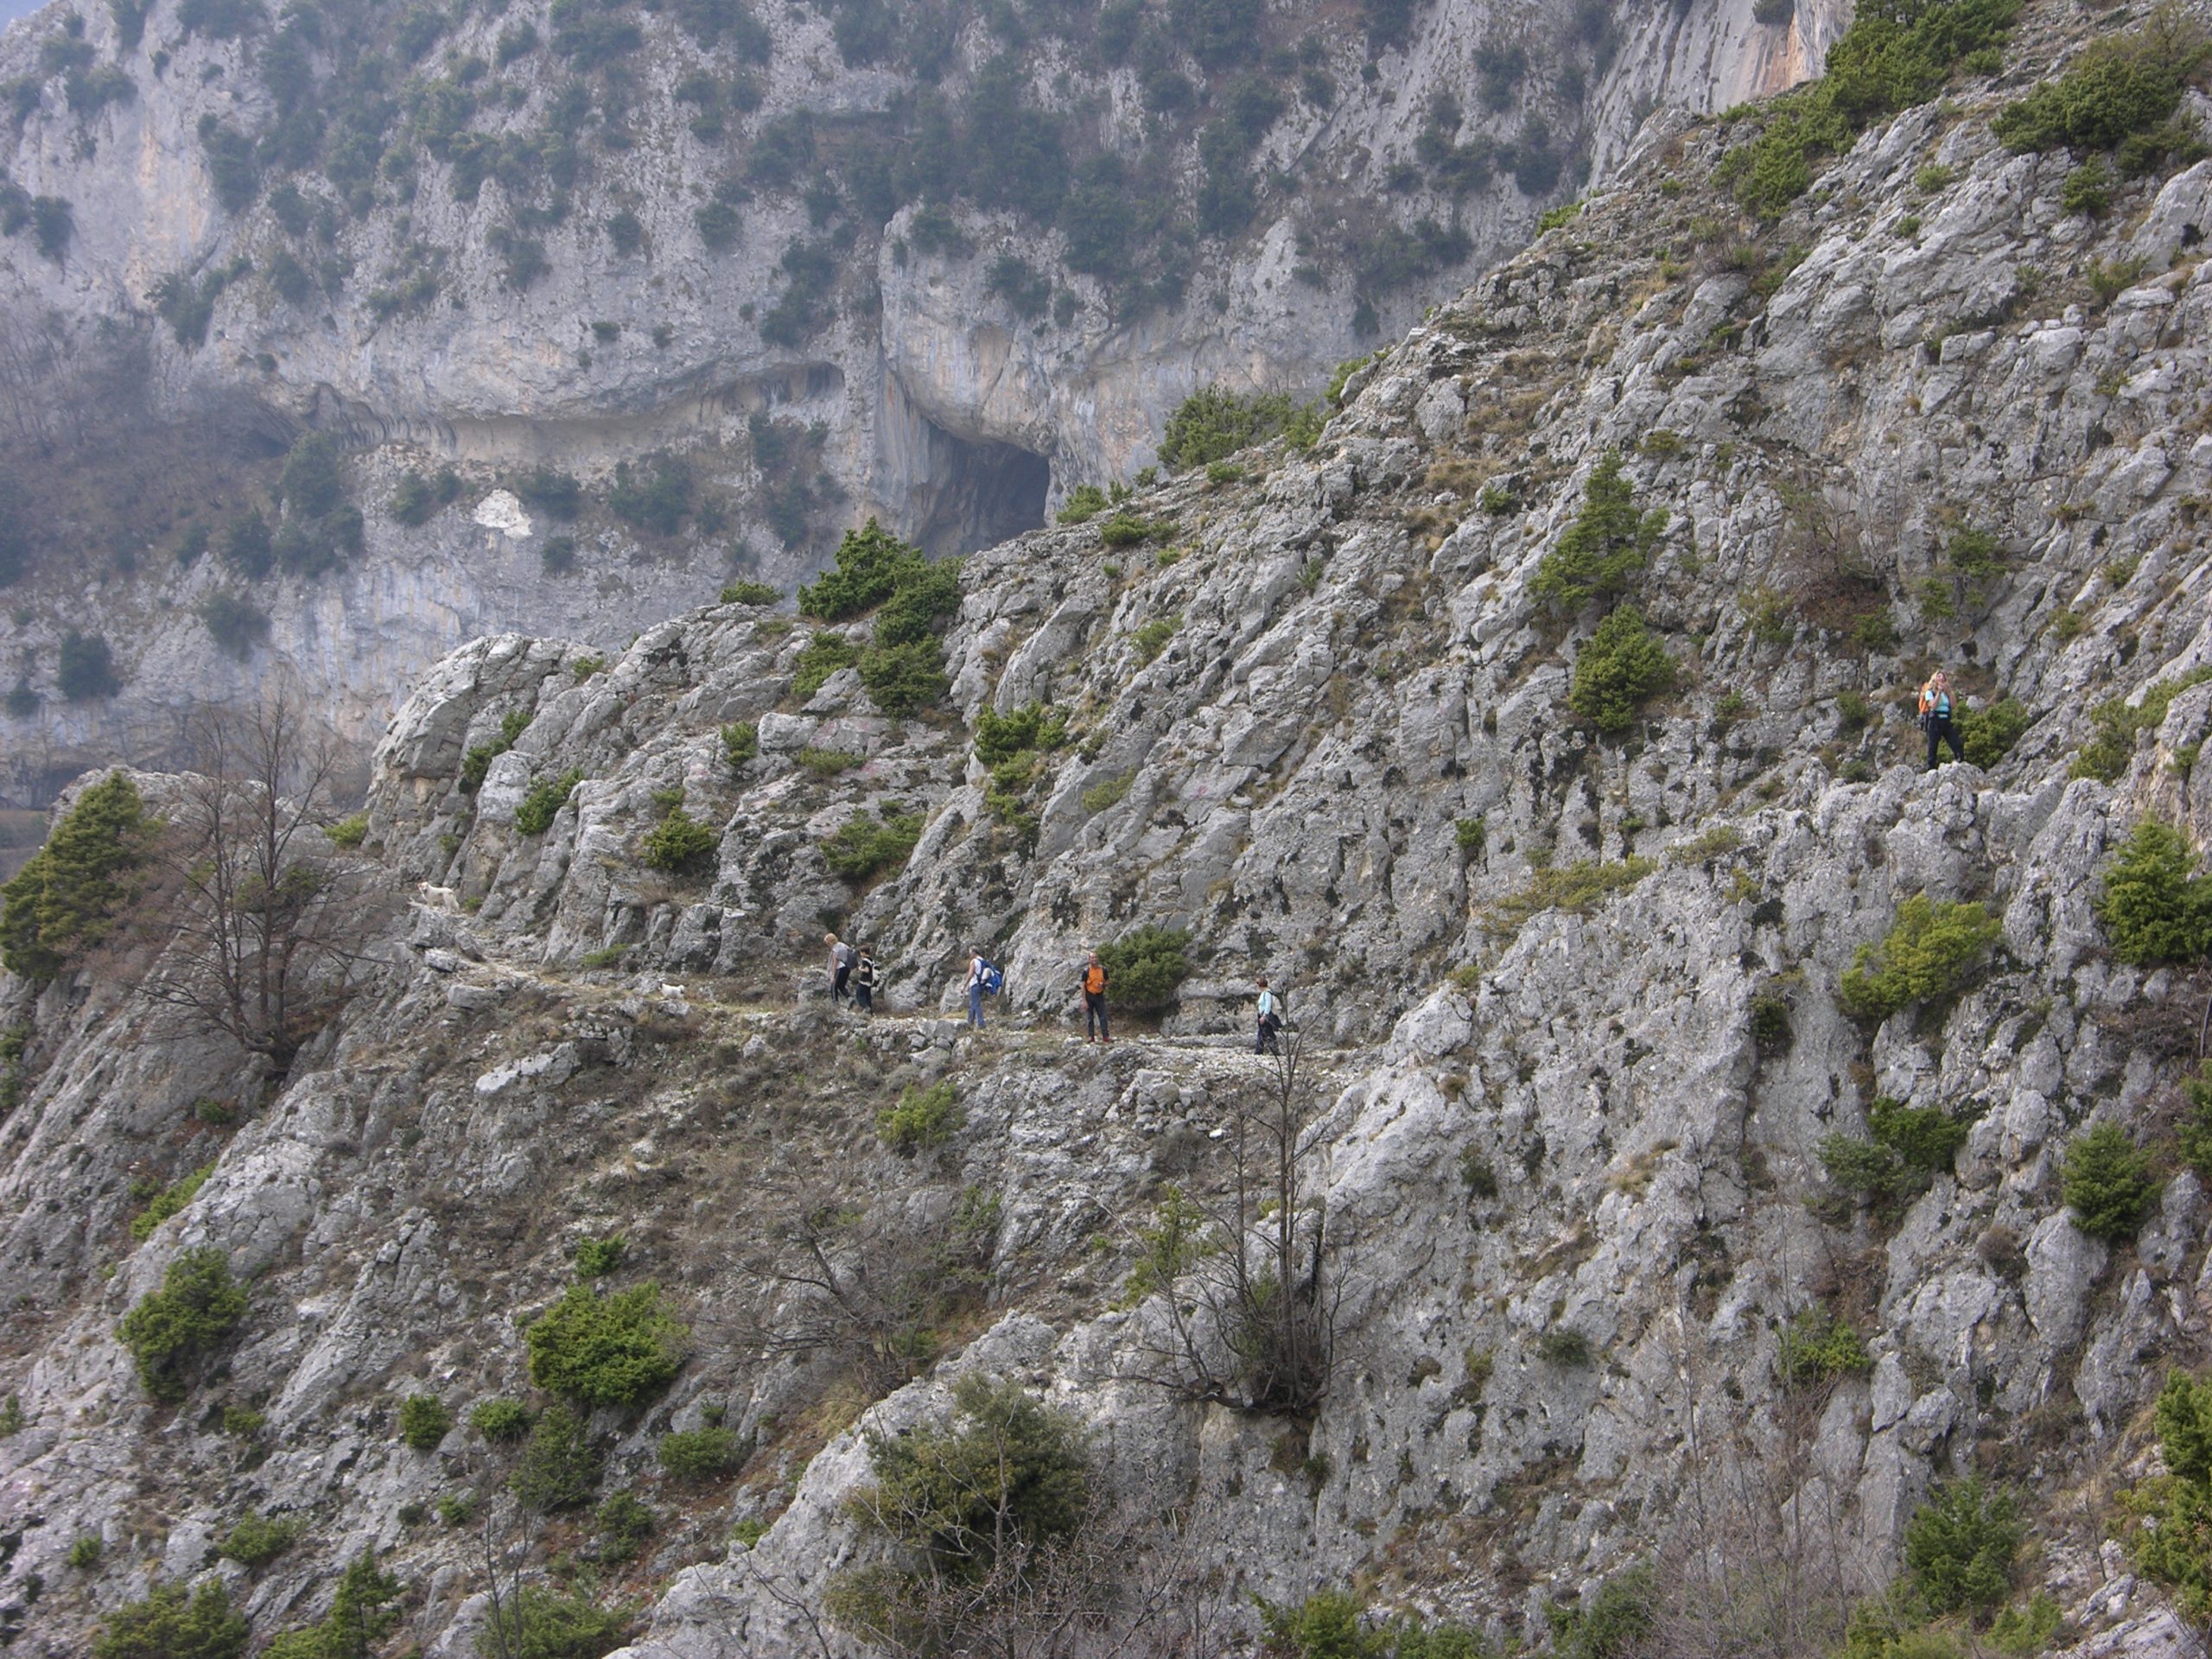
[
  {"x1": 1082, "y1": 950, "x2": 1111, "y2": 1045},
  {"x1": 966, "y1": 945, "x2": 988, "y2": 1030},
  {"x1": 854, "y1": 946, "x2": 878, "y2": 1014},
  {"x1": 1919, "y1": 670, "x2": 1965, "y2": 771},
  {"x1": 827, "y1": 932, "x2": 856, "y2": 1003},
  {"x1": 1256, "y1": 976, "x2": 1282, "y2": 1055}
]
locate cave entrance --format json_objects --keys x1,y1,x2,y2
[{"x1": 909, "y1": 416, "x2": 1050, "y2": 558}]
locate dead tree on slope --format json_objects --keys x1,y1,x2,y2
[
  {"x1": 137, "y1": 697, "x2": 392, "y2": 1071},
  {"x1": 1129, "y1": 1027, "x2": 1344, "y2": 1415}
]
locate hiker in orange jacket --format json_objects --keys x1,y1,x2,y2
[{"x1": 1082, "y1": 950, "x2": 1111, "y2": 1044}]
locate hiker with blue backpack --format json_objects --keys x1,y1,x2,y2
[
  {"x1": 1256, "y1": 976, "x2": 1282, "y2": 1054},
  {"x1": 966, "y1": 945, "x2": 1001, "y2": 1028}
]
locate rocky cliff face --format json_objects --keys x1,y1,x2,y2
[
  {"x1": 7, "y1": 1, "x2": 2212, "y2": 1653},
  {"x1": 0, "y1": 0, "x2": 1831, "y2": 800}
]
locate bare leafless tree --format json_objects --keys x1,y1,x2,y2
[
  {"x1": 1120, "y1": 1030, "x2": 1342, "y2": 1414},
  {"x1": 472, "y1": 1489, "x2": 544, "y2": 1659},
  {"x1": 135, "y1": 697, "x2": 394, "y2": 1071},
  {"x1": 721, "y1": 1182, "x2": 997, "y2": 1398},
  {"x1": 1645, "y1": 1296, "x2": 1870, "y2": 1657}
]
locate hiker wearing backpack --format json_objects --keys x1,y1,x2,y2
[
  {"x1": 1255, "y1": 976, "x2": 1282, "y2": 1054},
  {"x1": 966, "y1": 946, "x2": 988, "y2": 1030},
  {"x1": 1918, "y1": 670, "x2": 1965, "y2": 771},
  {"x1": 1082, "y1": 950, "x2": 1110, "y2": 1044},
  {"x1": 854, "y1": 946, "x2": 878, "y2": 1014},
  {"x1": 827, "y1": 932, "x2": 856, "y2": 1003}
]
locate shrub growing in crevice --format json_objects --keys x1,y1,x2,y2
[
  {"x1": 512, "y1": 1402, "x2": 604, "y2": 1511},
  {"x1": 2095, "y1": 819, "x2": 2212, "y2": 965},
  {"x1": 118, "y1": 1245, "x2": 249, "y2": 1402},
  {"x1": 1567, "y1": 607, "x2": 1676, "y2": 732},
  {"x1": 795, "y1": 522, "x2": 960, "y2": 715},
  {"x1": 92, "y1": 1580, "x2": 249, "y2": 1659},
  {"x1": 1716, "y1": 0, "x2": 2019, "y2": 218},
  {"x1": 2071, "y1": 665, "x2": 2212, "y2": 782},
  {"x1": 823, "y1": 806, "x2": 925, "y2": 881},
  {"x1": 2061, "y1": 1121, "x2": 2158, "y2": 1240},
  {"x1": 2133, "y1": 1370, "x2": 2212, "y2": 1614},
  {"x1": 1531, "y1": 451, "x2": 1668, "y2": 612},
  {"x1": 1834, "y1": 893, "x2": 2001, "y2": 1022},
  {"x1": 879, "y1": 1080, "x2": 963, "y2": 1153},
  {"x1": 1096, "y1": 925, "x2": 1192, "y2": 1009},
  {"x1": 1993, "y1": 14, "x2": 2211, "y2": 176},
  {"x1": 1904, "y1": 1478, "x2": 2024, "y2": 1615},
  {"x1": 0, "y1": 772, "x2": 153, "y2": 980},
  {"x1": 640, "y1": 793, "x2": 719, "y2": 877},
  {"x1": 514, "y1": 768, "x2": 583, "y2": 836},
  {"x1": 828, "y1": 1375, "x2": 1092, "y2": 1652}
]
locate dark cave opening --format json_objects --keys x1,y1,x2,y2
[{"x1": 910, "y1": 417, "x2": 1051, "y2": 558}]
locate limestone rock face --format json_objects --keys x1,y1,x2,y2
[
  {"x1": 0, "y1": 0, "x2": 1837, "y2": 799},
  {"x1": 10, "y1": 7, "x2": 2212, "y2": 1656}
]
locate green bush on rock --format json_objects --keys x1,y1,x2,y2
[
  {"x1": 1531, "y1": 452, "x2": 1667, "y2": 612},
  {"x1": 823, "y1": 806, "x2": 925, "y2": 881},
  {"x1": 641, "y1": 794, "x2": 718, "y2": 876},
  {"x1": 0, "y1": 772, "x2": 155, "y2": 981},
  {"x1": 1096, "y1": 925, "x2": 1192, "y2": 1009},
  {"x1": 1717, "y1": 0, "x2": 2020, "y2": 219},
  {"x1": 879, "y1": 1080, "x2": 963, "y2": 1153},
  {"x1": 524, "y1": 1283, "x2": 689, "y2": 1409},
  {"x1": 1993, "y1": 14, "x2": 2211, "y2": 175},
  {"x1": 658, "y1": 1425, "x2": 749, "y2": 1480},
  {"x1": 1834, "y1": 894, "x2": 2000, "y2": 1022},
  {"x1": 118, "y1": 1246, "x2": 249, "y2": 1402},
  {"x1": 799, "y1": 519, "x2": 923, "y2": 620},
  {"x1": 514, "y1": 768, "x2": 583, "y2": 836},
  {"x1": 2133, "y1": 1370, "x2": 2212, "y2": 1616},
  {"x1": 511, "y1": 1402, "x2": 603, "y2": 1511},
  {"x1": 1904, "y1": 1478, "x2": 2023, "y2": 1615},
  {"x1": 398, "y1": 1393, "x2": 451, "y2": 1451},
  {"x1": 475, "y1": 1584, "x2": 632, "y2": 1659},
  {"x1": 828, "y1": 1376, "x2": 1090, "y2": 1647},
  {"x1": 93, "y1": 1580, "x2": 250, "y2": 1659},
  {"x1": 2061, "y1": 1121, "x2": 2159, "y2": 1241},
  {"x1": 470, "y1": 1397, "x2": 534, "y2": 1441},
  {"x1": 2095, "y1": 819, "x2": 2212, "y2": 965},
  {"x1": 261, "y1": 1550, "x2": 402, "y2": 1659},
  {"x1": 1567, "y1": 607, "x2": 1676, "y2": 733},
  {"x1": 1958, "y1": 697, "x2": 2031, "y2": 768},
  {"x1": 1157, "y1": 385, "x2": 1319, "y2": 471},
  {"x1": 219, "y1": 1512, "x2": 303, "y2": 1569}
]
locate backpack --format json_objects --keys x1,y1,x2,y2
[{"x1": 980, "y1": 959, "x2": 1005, "y2": 996}]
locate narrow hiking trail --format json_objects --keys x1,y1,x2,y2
[{"x1": 417, "y1": 914, "x2": 1370, "y2": 1099}]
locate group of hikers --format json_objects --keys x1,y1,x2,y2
[
  {"x1": 816, "y1": 674, "x2": 1974, "y2": 1040},
  {"x1": 823, "y1": 934, "x2": 1287, "y2": 1052}
]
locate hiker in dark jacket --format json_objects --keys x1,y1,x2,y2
[
  {"x1": 854, "y1": 946, "x2": 878, "y2": 1014},
  {"x1": 1918, "y1": 670, "x2": 1965, "y2": 771},
  {"x1": 1082, "y1": 950, "x2": 1110, "y2": 1044},
  {"x1": 1255, "y1": 976, "x2": 1282, "y2": 1054}
]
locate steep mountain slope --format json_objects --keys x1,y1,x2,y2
[
  {"x1": 7, "y1": 0, "x2": 2212, "y2": 1653},
  {"x1": 0, "y1": 0, "x2": 1841, "y2": 800}
]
